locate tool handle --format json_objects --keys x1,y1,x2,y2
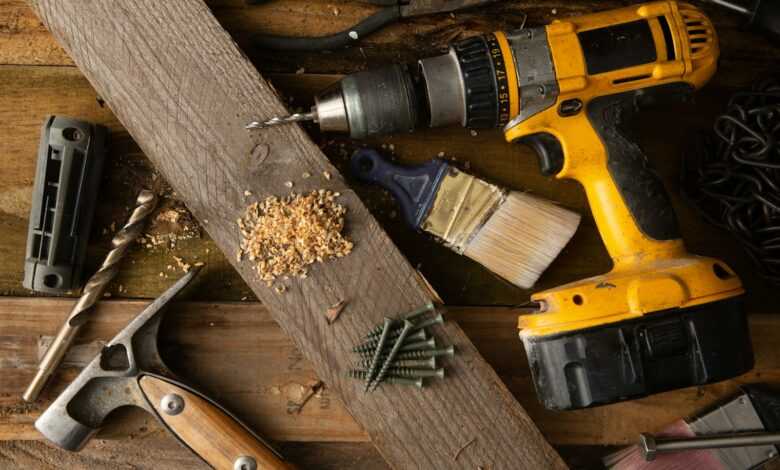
[
  {"x1": 350, "y1": 148, "x2": 449, "y2": 228},
  {"x1": 139, "y1": 375, "x2": 293, "y2": 470},
  {"x1": 251, "y1": 6, "x2": 401, "y2": 51},
  {"x1": 513, "y1": 84, "x2": 691, "y2": 263}
]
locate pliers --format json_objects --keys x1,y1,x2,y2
[{"x1": 251, "y1": 0, "x2": 497, "y2": 51}]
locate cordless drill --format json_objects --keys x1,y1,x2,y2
[{"x1": 253, "y1": 1, "x2": 754, "y2": 410}]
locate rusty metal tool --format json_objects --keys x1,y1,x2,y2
[
  {"x1": 251, "y1": 0, "x2": 497, "y2": 51},
  {"x1": 23, "y1": 189, "x2": 158, "y2": 403},
  {"x1": 35, "y1": 268, "x2": 294, "y2": 470}
]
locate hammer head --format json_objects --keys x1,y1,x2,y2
[{"x1": 35, "y1": 269, "x2": 199, "y2": 451}]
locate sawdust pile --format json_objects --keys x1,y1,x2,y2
[{"x1": 237, "y1": 190, "x2": 353, "y2": 284}]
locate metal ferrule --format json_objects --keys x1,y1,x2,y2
[
  {"x1": 314, "y1": 86, "x2": 349, "y2": 133},
  {"x1": 419, "y1": 48, "x2": 467, "y2": 127}
]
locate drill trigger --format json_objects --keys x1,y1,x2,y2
[{"x1": 520, "y1": 132, "x2": 564, "y2": 176}]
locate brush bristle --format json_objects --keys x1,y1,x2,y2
[{"x1": 462, "y1": 192, "x2": 580, "y2": 289}]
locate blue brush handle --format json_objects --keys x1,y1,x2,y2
[{"x1": 350, "y1": 148, "x2": 449, "y2": 229}]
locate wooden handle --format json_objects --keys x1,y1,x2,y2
[{"x1": 139, "y1": 375, "x2": 294, "y2": 470}]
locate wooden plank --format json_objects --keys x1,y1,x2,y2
[
  {"x1": 2, "y1": 1, "x2": 779, "y2": 85},
  {"x1": 1, "y1": 298, "x2": 777, "y2": 446},
  {"x1": 0, "y1": 436, "x2": 389, "y2": 470},
  {"x1": 24, "y1": 1, "x2": 563, "y2": 468}
]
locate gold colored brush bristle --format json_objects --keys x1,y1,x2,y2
[
  {"x1": 420, "y1": 166, "x2": 580, "y2": 289},
  {"x1": 463, "y1": 192, "x2": 580, "y2": 289}
]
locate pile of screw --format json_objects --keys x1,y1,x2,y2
[{"x1": 349, "y1": 301, "x2": 454, "y2": 391}]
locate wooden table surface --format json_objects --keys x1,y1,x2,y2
[{"x1": 1, "y1": 1, "x2": 779, "y2": 468}]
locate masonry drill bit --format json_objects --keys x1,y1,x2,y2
[
  {"x1": 23, "y1": 189, "x2": 158, "y2": 402},
  {"x1": 245, "y1": 111, "x2": 316, "y2": 130}
]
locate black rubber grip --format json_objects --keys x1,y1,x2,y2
[
  {"x1": 585, "y1": 83, "x2": 692, "y2": 241},
  {"x1": 252, "y1": 6, "x2": 401, "y2": 51}
]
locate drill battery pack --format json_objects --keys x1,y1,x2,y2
[{"x1": 523, "y1": 297, "x2": 753, "y2": 410}]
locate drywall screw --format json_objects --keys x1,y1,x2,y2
[
  {"x1": 364, "y1": 301, "x2": 435, "y2": 339},
  {"x1": 355, "y1": 337, "x2": 437, "y2": 359},
  {"x1": 364, "y1": 317, "x2": 392, "y2": 392},
  {"x1": 394, "y1": 346, "x2": 455, "y2": 361},
  {"x1": 372, "y1": 313, "x2": 444, "y2": 344},
  {"x1": 388, "y1": 367, "x2": 445, "y2": 379},
  {"x1": 400, "y1": 337, "x2": 436, "y2": 352},
  {"x1": 393, "y1": 357, "x2": 437, "y2": 369},
  {"x1": 23, "y1": 189, "x2": 158, "y2": 402},
  {"x1": 369, "y1": 320, "x2": 413, "y2": 392},
  {"x1": 346, "y1": 370, "x2": 424, "y2": 388},
  {"x1": 352, "y1": 328, "x2": 427, "y2": 353},
  {"x1": 356, "y1": 356, "x2": 437, "y2": 370}
]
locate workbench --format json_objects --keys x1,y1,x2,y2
[{"x1": 1, "y1": 0, "x2": 779, "y2": 468}]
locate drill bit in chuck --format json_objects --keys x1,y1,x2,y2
[
  {"x1": 22, "y1": 189, "x2": 158, "y2": 402},
  {"x1": 246, "y1": 111, "x2": 316, "y2": 129}
]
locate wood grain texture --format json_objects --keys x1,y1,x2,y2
[
  {"x1": 2, "y1": 0, "x2": 779, "y2": 85},
  {"x1": 0, "y1": 436, "x2": 389, "y2": 470},
  {"x1": 2, "y1": 297, "x2": 778, "y2": 447},
  {"x1": 139, "y1": 375, "x2": 293, "y2": 470},
  {"x1": 23, "y1": 1, "x2": 563, "y2": 468}
]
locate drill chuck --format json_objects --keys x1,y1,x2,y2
[
  {"x1": 314, "y1": 65, "x2": 422, "y2": 139},
  {"x1": 307, "y1": 33, "x2": 508, "y2": 138}
]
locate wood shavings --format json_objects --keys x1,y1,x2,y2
[
  {"x1": 287, "y1": 380, "x2": 324, "y2": 414},
  {"x1": 141, "y1": 204, "x2": 200, "y2": 249},
  {"x1": 322, "y1": 171, "x2": 331, "y2": 180},
  {"x1": 284, "y1": 181, "x2": 294, "y2": 188},
  {"x1": 155, "y1": 208, "x2": 181, "y2": 224},
  {"x1": 173, "y1": 256, "x2": 191, "y2": 272},
  {"x1": 237, "y1": 190, "x2": 353, "y2": 285},
  {"x1": 302, "y1": 172, "x2": 311, "y2": 179},
  {"x1": 325, "y1": 299, "x2": 346, "y2": 324}
]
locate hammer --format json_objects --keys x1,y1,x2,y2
[{"x1": 35, "y1": 267, "x2": 294, "y2": 470}]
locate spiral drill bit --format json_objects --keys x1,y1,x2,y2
[
  {"x1": 23, "y1": 189, "x2": 158, "y2": 402},
  {"x1": 245, "y1": 111, "x2": 316, "y2": 130}
]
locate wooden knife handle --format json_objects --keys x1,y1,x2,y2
[{"x1": 139, "y1": 375, "x2": 294, "y2": 470}]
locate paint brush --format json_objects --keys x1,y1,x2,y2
[{"x1": 350, "y1": 148, "x2": 580, "y2": 289}]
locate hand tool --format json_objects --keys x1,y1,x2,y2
[
  {"x1": 706, "y1": 0, "x2": 780, "y2": 40},
  {"x1": 251, "y1": 0, "x2": 497, "y2": 51},
  {"x1": 24, "y1": 116, "x2": 107, "y2": 294},
  {"x1": 23, "y1": 189, "x2": 158, "y2": 403},
  {"x1": 351, "y1": 148, "x2": 580, "y2": 289},
  {"x1": 252, "y1": 0, "x2": 753, "y2": 411},
  {"x1": 606, "y1": 385, "x2": 780, "y2": 469},
  {"x1": 640, "y1": 432, "x2": 780, "y2": 461},
  {"x1": 35, "y1": 268, "x2": 294, "y2": 470}
]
